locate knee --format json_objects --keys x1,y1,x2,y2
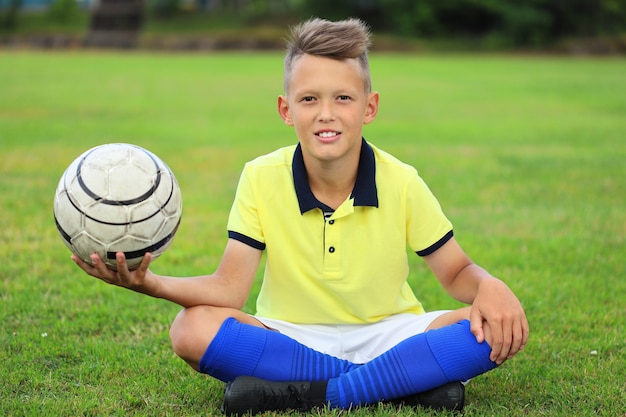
[{"x1": 169, "y1": 305, "x2": 221, "y2": 366}]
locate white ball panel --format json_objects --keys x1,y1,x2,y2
[
  {"x1": 54, "y1": 190, "x2": 85, "y2": 238},
  {"x1": 84, "y1": 214, "x2": 130, "y2": 242},
  {"x1": 150, "y1": 173, "x2": 172, "y2": 206},
  {"x1": 79, "y1": 160, "x2": 110, "y2": 197},
  {"x1": 66, "y1": 178, "x2": 95, "y2": 212},
  {"x1": 129, "y1": 198, "x2": 162, "y2": 224},
  {"x1": 72, "y1": 231, "x2": 108, "y2": 265},
  {"x1": 86, "y1": 200, "x2": 130, "y2": 225},
  {"x1": 107, "y1": 163, "x2": 154, "y2": 201},
  {"x1": 90, "y1": 144, "x2": 131, "y2": 169}
]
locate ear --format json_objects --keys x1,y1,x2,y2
[
  {"x1": 277, "y1": 95, "x2": 294, "y2": 126},
  {"x1": 363, "y1": 91, "x2": 379, "y2": 125}
]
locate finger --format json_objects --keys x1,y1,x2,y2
[
  {"x1": 115, "y1": 252, "x2": 131, "y2": 284},
  {"x1": 488, "y1": 321, "x2": 504, "y2": 364},
  {"x1": 469, "y1": 307, "x2": 485, "y2": 343},
  {"x1": 115, "y1": 251, "x2": 129, "y2": 273},
  {"x1": 508, "y1": 319, "x2": 525, "y2": 358},
  {"x1": 136, "y1": 252, "x2": 152, "y2": 276},
  {"x1": 519, "y1": 316, "x2": 530, "y2": 352},
  {"x1": 90, "y1": 253, "x2": 115, "y2": 281},
  {"x1": 71, "y1": 254, "x2": 87, "y2": 268},
  {"x1": 496, "y1": 319, "x2": 513, "y2": 365},
  {"x1": 522, "y1": 316, "x2": 530, "y2": 349},
  {"x1": 72, "y1": 254, "x2": 97, "y2": 275}
]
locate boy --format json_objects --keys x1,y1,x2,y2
[{"x1": 73, "y1": 18, "x2": 529, "y2": 415}]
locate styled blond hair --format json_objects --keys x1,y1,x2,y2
[{"x1": 284, "y1": 17, "x2": 372, "y2": 94}]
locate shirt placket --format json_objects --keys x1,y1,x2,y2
[{"x1": 322, "y1": 202, "x2": 353, "y2": 272}]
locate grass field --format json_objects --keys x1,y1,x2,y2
[{"x1": 1, "y1": 51, "x2": 625, "y2": 417}]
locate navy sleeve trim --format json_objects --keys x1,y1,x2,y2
[
  {"x1": 228, "y1": 231, "x2": 266, "y2": 250},
  {"x1": 416, "y1": 230, "x2": 454, "y2": 257}
]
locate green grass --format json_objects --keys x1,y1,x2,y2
[{"x1": 1, "y1": 51, "x2": 625, "y2": 416}]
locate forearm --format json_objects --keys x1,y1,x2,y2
[
  {"x1": 72, "y1": 239, "x2": 261, "y2": 309},
  {"x1": 443, "y1": 262, "x2": 498, "y2": 305},
  {"x1": 424, "y1": 237, "x2": 513, "y2": 307},
  {"x1": 73, "y1": 251, "x2": 251, "y2": 309},
  {"x1": 151, "y1": 273, "x2": 249, "y2": 309}
]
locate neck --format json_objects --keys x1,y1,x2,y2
[{"x1": 305, "y1": 156, "x2": 359, "y2": 210}]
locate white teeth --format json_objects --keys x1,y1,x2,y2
[{"x1": 318, "y1": 131, "x2": 338, "y2": 138}]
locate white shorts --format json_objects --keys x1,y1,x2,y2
[{"x1": 256, "y1": 311, "x2": 451, "y2": 364}]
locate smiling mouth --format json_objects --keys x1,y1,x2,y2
[{"x1": 316, "y1": 131, "x2": 340, "y2": 138}]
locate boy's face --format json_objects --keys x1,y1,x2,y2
[{"x1": 278, "y1": 54, "x2": 378, "y2": 166}]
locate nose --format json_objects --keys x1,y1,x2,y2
[{"x1": 318, "y1": 101, "x2": 334, "y2": 122}]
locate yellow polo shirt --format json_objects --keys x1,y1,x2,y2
[{"x1": 227, "y1": 139, "x2": 453, "y2": 324}]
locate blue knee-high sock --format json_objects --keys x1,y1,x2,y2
[
  {"x1": 198, "y1": 317, "x2": 358, "y2": 382},
  {"x1": 326, "y1": 320, "x2": 497, "y2": 409}
]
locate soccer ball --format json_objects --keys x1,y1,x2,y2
[{"x1": 53, "y1": 143, "x2": 183, "y2": 270}]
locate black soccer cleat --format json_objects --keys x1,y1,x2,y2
[
  {"x1": 397, "y1": 381, "x2": 465, "y2": 412},
  {"x1": 222, "y1": 376, "x2": 327, "y2": 416}
]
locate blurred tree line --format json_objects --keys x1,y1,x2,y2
[
  {"x1": 197, "y1": 0, "x2": 625, "y2": 47},
  {"x1": 259, "y1": 0, "x2": 625, "y2": 47},
  {"x1": 2, "y1": 0, "x2": 625, "y2": 49}
]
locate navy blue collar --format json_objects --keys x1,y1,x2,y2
[{"x1": 292, "y1": 138, "x2": 379, "y2": 214}]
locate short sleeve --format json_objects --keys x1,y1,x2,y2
[
  {"x1": 405, "y1": 171, "x2": 453, "y2": 255},
  {"x1": 227, "y1": 163, "x2": 265, "y2": 248}
]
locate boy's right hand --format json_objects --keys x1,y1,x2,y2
[{"x1": 71, "y1": 251, "x2": 158, "y2": 296}]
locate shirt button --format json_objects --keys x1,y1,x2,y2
[
  {"x1": 328, "y1": 220, "x2": 334, "y2": 225},
  {"x1": 328, "y1": 246, "x2": 335, "y2": 253}
]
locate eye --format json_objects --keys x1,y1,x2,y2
[
  {"x1": 337, "y1": 95, "x2": 351, "y2": 101},
  {"x1": 301, "y1": 96, "x2": 316, "y2": 102}
]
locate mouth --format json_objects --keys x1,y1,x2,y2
[{"x1": 315, "y1": 130, "x2": 341, "y2": 141}]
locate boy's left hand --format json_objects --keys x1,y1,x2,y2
[{"x1": 469, "y1": 278, "x2": 529, "y2": 365}]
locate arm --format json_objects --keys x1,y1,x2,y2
[
  {"x1": 72, "y1": 238, "x2": 262, "y2": 310},
  {"x1": 423, "y1": 236, "x2": 529, "y2": 364}
]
